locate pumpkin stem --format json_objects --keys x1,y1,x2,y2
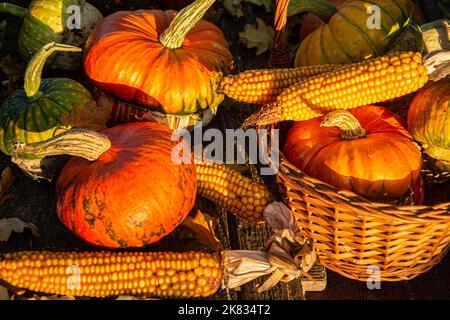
[
  {"x1": 11, "y1": 129, "x2": 111, "y2": 161},
  {"x1": 320, "y1": 110, "x2": 366, "y2": 140},
  {"x1": 11, "y1": 128, "x2": 111, "y2": 180},
  {"x1": 159, "y1": 0, "x2": 215, "y2": 49},
  {"x1": 24, "y1": 42, "x2": 82, "y2": 99},
  {"x1": 288, "y1": 0, "x2": 338, "y2": 22},
  {"x1": 11, "y1": 129, "x2": 111, "y2": 180},
  {"x1": 0, "y1": 3, "x2": 27, "y2": 18}
]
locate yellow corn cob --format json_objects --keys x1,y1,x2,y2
[
  {"x1": 218, "y1": 64, "x2": 341, "y2": 105},
  {"x1": 195, "y1": 161, "x2": 272, "y2": 223},
  {"x1": 0, "y1": 251, "x2": 222, "y2": 298},
  {"x1": 243, "y1": 51, "x2": 429, "y2": 127}
]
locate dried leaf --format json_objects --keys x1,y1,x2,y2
[
  {"x1": 263, "y1": 202, "x2": 293, "y2": 230},
  {"x1": 424, "y1": 50, "x2": 450, "y2": 81},
  {"x1": 60, "y1": 100, "x2": 111, "y2": 131},
  {"x1": 223, "y1": 0, "x2": 244, "y2": 17},
  {"x1": 0, "y1": 218, "x2": 40, "y2": 242},
  {"x1": 0, "y1": 167, "x2": 15, "y2": 205},
  {"x1": 181, "y1": 210, "x2": 223, "y2": 251},
  {"x1": 223, "y1": 0, "x2": 272, "y2": 17},
  {"x1": 0, "y1": 286, "x2": 9, "y2": 301},
  {"x1": 0, "y1": 55, "x2": 25, "y2": 82},
  {"x1": 244, "y1": 0, "x2": 272, "y2": 12},
  {"x1": 239, "y1": 18, "x2": 274, "y2": 55}
]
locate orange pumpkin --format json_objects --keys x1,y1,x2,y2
[
  {"x1": 283, "y1": 105, "x2": 423, "y2": 201},
  {"x1": 55, "y1": 122, "x2": 197, "y2": 248},
  {"x1": 83, "y1": 0, "x2": 233, "y2": 116}
]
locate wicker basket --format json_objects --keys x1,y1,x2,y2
[
  {"x1": 92, "y1": 87, "x2": 218, "y2": 131},
  {"x1": 267, "y1": 0, "x2": 450, "y2": 281}
]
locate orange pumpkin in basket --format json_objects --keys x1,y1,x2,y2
[
  {"x1": 56, "y1": 122, "x2": 197, "y2": 248},
  {"x1": 83, "y1": 0, "x2": 233, "y2": 116},
  {"x1": 283, "y1": 105, "x2": 423, "y2": 201}
]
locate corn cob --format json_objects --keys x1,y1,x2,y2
[
  {"x1": 195, "y1": 161, "x2": 272, "y2": 223},
  {"x1": 218, "y1": 64, "x2": 340, "y2": 105},
  {"x1": 243, "y1": 51, "x2": 429, "y2": 127},
  {"x1": 0, "y1": 251, "x2": 222, "y2": 298}
]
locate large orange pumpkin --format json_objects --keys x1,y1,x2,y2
[
  {"x1": 283, "y1": 105, "x2": 422, "y2": 201},
  {"x1": 83, "y1": 0, "x2": 233, "y2": 116},
  {"x1": 55, "y1": 122, "x2": 197, "y2": 248}
]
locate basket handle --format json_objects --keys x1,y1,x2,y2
[{"x1": 269, "y1": 0, "x2": 291, "y2": 68}]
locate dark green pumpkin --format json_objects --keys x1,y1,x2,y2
[
  {"x1": 0, "y1": 0, "x2": 102, "y2": 70},
  {"x1": 0, "y1": 42, "x2": 92, "y2": 155}
]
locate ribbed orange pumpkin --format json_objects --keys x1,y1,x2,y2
[
  {"x1": 56, "y1": 122, "x2": 197, "y2": 248},
  {"x1": 283, "y1": 105, "x2": 422, "y2": 201},
  {"x1": 83, "y1": 0, "x2": 233, "y2": 116}
]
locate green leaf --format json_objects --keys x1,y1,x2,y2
[{"x1": 288, "y1": 0, "x2": 337, "y2": 20}]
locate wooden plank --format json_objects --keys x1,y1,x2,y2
[
  {"x1": 214, "y1": 101, "x2": 308, "y2": 300},
  {"x1": 228, "y1": 216, "x2": 306, "y2": 300}
]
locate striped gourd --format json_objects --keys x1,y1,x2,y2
[
  {"x1": 295, "y1": 0, "x2": 412, "y2": 66},
  {"x1": 0, "y1": 0, "x2": 102, "y2": 70},
  {"x1": 0, "y1": 42, "x2": 93, "y2": 155},
  {"x1": 243, "y1": 51, "x2": 428, "y2": 127}
]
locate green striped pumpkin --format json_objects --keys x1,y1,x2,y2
[
  {"x1": 0, "y1": 43, "x2": 92, "y2": 155},
  {"x1": 294, "y1": 0, "x2": 412, "y2": 66},
  {"x1": 407, "y1": 78, "x2": 450, "y2": 169},
  {"x1": 0, "y1": 0, "x2": 102, "y2": 70}
]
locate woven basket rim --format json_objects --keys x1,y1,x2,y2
[
  {"x1": 254, "y1": 96, "x2": 450, "y2": 223},
  {"x1": 278, "y1": 152, "x2": 450, "y2": 223}
]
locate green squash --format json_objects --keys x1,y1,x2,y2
[
  {"x1": 294, "y1": 0, "x2": 412, "y2": 66},
  {"x1": 0, "y1": 42, "x2": 93, "y2": 155},
  {"x1": 407, "y1": 77, "x2": 450, "y2": 170},
  {"x1": 0, "y1": 0, "x2": 102, "y2": 70},
  {"x1": 420, "y1": 19, "x2": 450, "y2": 54}
]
